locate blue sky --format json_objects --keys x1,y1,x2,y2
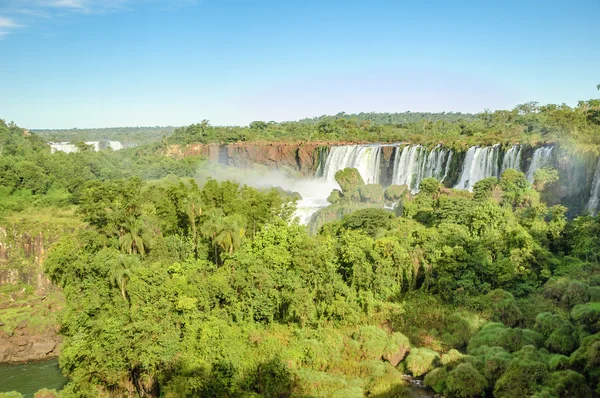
[{"x1": 0, "y1": 0, "x2": 598, "y2": 129}]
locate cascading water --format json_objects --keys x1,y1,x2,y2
[
  {"x1": 322, "y1": 145, "x2": 383, "y2": 184},
  {"x1": 50, "y1": 142, "x2": 78, "y2": 154},
  {"x1": 50, "y1": 140, "x2": 125, "y2": 154},
  {"x1": 526, "y1": 146, "x2": 554, "y2": 182},
  {"x1": 107, "y1": 141, "x2": 124, "y2": 150},
  {"x1": 587, "y1": 159, "x2": 600, "y2": 214},
  {"x1": 391, "y1": 145, "x2": 452, "y2": 191},
  {"x1": 454, "y1": 145, "x2": 501, "y2": 191},
  {"x1": 501, "y1": 145, "x2": 522, "y2": 174}
]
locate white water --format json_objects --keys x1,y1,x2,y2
[
  {"x1": 50, "y1": 140, "x2": 125, "y2": 154},
  {"x1": 526, "y1": 146, "x2": 553, "y2": 182},
  {"x1": 391, "y1": 145, "x2": 452, "y2": 192},
  {"x1": 454, "y1": 145, "x2": 501, "y2": 191},
  {"x1": 322, "y1": 145, "x2": 382, "y2": 184},
  {"x1": 588, "y1": 159, "x2": 600, "y2": 214},
  {"x1": 501, "y1": 145, "x2": 522, "y2": 174},
  {"x1": 50, "y1": 142, "x2": 78, "y2": 154}
]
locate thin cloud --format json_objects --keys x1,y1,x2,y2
[
  {"x1": 0, "y1": 16, "x2": 23, "y2": 38},
  {"x1": 0, "y1": 0, "x2": 196, "y2": 39}
]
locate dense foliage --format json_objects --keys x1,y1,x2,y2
[
  {"x1": 0, "y1": 120, "x2": 201, "y2": 218},
  {"x1": 33, "y1": 126, "x2": 176, "y2": 146},
  {"x1": 168, "y1": 100, "x2": 600, "y2": 151},
  {"x1": 36, "y1": 164, "x2": 600, "y2": 397},
  {"x1": 2, "y1": 113, "x2": 600, "y2": 397}
]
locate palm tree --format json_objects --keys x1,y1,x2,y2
[
  {"x1": 119, "y1": 217, "x2": 146, "y2": 256},
  {"x1": 200, "y1": 209, "x2": 225, "y2": 265},
  {"x1": 183, "y1": 194, "x2": 202, "y2": 259},
  {"x1": 108, "y1": 254, "x2": 134, "y2": 301},
  {"x1": 214, "y1": 215, "x2": 245, "y2": 255}
]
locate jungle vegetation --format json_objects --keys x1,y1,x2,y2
[
  {"x1": 1, "y1": 112, "x2": 600, "y2": 398},
  {"x1": 168, "y1": 100, "x2": 600, "y2": 153}
]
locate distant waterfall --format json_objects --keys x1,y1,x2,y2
[
  {"x1": 588, "y1": 159, "x2": 600, "y2": 214},
  {"x1": 391, "y1": 145, "x2": 452, "y2": 191},
  {"x1": 107, "y1": 141, "x2": 124, "y2": 150},
  {"x1": 454, "y1": 145, "x2": 501, "y2": 191},
  {"x1": 50, "y1": 142, "x2": 78, "y2": 154},
  {"x1": 50, "y1": 140, "x2": 125, "y2": 154},
  {"x1": 501, "y1": 145, "x2": 522, "y2": 174},
  {"x1": 526, "y1": 146, "x2": 554, "y2": 182},
  {"x1": 322, "y1": 145, "x2": 382, "y2": 184}
]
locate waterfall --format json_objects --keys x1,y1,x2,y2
[
  {"x1": 588, "y1": 159, "x2": 600, "y2": 214},
  {"x1": 107, "y1": 141, "x2": 124, "y2": 150},
  {"x1": 526, "y1": 146, "x2": 554, "y2": 182},
  {"x1": 50, "y1": 142, "x2": 78, "y2": 154},
  {"x1": 454, "y1": 145, "x2": 501, "y2": 191},
  {"x1": 501, "y1": 145, "x2": 522, "y2": 174},
  {"x1": 50, "y1": 140, "x2": 125, "y2": 154},
  {"x1": 322, "y1": 145, "x2": 382, "y2": 184},
  {"x1": 390, "y1": 145, "x2": 452, "y2": 192}
]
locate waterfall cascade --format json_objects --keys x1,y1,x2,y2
[
  {"x1": 454, "y1": 145, "x2": 502, "y2": 191},
  {"x1": 588, "y1": 159, "x2": 600, "y2": 214},
  {"x1": 501, "y1": 145, "x2": 522, "y2": 173},
  {"x1": 391, "y1": 145, "x2": 452, "y2": 191},
  {"x1": 50, "y1": 140, "x2": 125, "y2": 154},
  {"x1": 526, "y1": 146, "x2": 554, "y2": 182},
  {"x1": 322, "y1": 145, "x2": 383, "y2": 184}
]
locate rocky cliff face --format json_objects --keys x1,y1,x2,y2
[
  {"x1": 167, "y1": 141, "x2": 343, "y2": 175},
  {"x1": 0, "y1": 215, "x2": 80, "y2": 363},
  {"x1": 0, "y1": 295, "x2": 62, "y2": 363}
]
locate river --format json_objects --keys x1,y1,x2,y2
[{"x1": 0, "y1": 359, "x2": 67, "y2": 397}]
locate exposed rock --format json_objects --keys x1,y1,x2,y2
[
  {"x1": 0, "y1": 334, "x2": 60, "y2": 363},
  {"x1": 166, "y1": 141, "x2": 357, "y2": 176}
]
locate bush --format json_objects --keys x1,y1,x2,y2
[
  {"x1": 469, "y1": 346, "x2": 512, "y2": 386},
  {"x1": 444, "y1": 363, "x2": 487, "y2": 398},
  {"x1": 545, "y1": 323, "x2": 578, "y2": 355},
  {"x1": 484, "y1": 289, "x2": 523, "y2": 327},
  {"x1": 542, "y1": 370, "x2": 592, "y2": 397},
  {"x1": 384, "y1": 184, "x2": 408, "y2": 201},
  {"x1": 359, "y1": 184, "x2": 384, "y2": 203},
  {"x1": 424, "y1": 367, "x2": 447, "y2": 393},
  {"x1": 382, "y1": 332, "x2": 411, "y2": 366},
  {"x1": 405, "y1": 348, "x2": 439, "y2": 377},
  {"x1": 571, "y1": 302, "x2": 600, "y2": 333},
  {"x1": 534, "y1": 312, "x2": 566, "y2": 338},
  {"x1": 562, "y1": 281, "x2": 591, "y2": 308},
  {"x1": 352, "y1": 326, "x2": 389, "y2": 360},
  {"x1": 467, "y1": 323, "x2": 543, "y2": 353},
  {"x1": 493, "y1": 356, "x2": 549, "y2": 398},
  {"x1": 335, "y1": 168, "x2": 364, "y2": 200}
]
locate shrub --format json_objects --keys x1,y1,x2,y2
[
  {"x1": 382, "y1": 332, "x2": 410, "y2": 366},
  {"x1": 441, "y1": 349, "x2": 465, "y2": 366},
  {"x1": 352, "y1": 326, "x2": 389, "y2": 360},
  {"x1": 543, "y1": 370, "x2": 592, "y2": 398},
  {"x1": 484, "y1": 289, "x2": 523, "y2": 327},
  {"x1": 571, "y1": 302, "x2": 600, "y2": 333},
  {"x1": 534, "y1": 312, "x2": 566, "y2": 338},
  {"x1": 405, "y1": 348, "x2": 439, "y2": 377},
  {"x1": 562, "y1": 281, "x2": 591, "y2": 308},
  {"x1": 424, "y1": 367, "x2": 447, "y2": 393},
  {"x1": 467, "y1": 323, "x2": 543, "y2": 353},
  {"x1": 444, "y1": 363, "x2": 487, "y2": 398},
  {"x1": 359, "y1": 184, "x2": 384, "y2": 203},
  {"x1": 545, "y1": 323, "x2": 578, "y2": 355},
  {"x1": 384, "y1": 184, "x2": 408, "y2": 201},
  {"x1": 493, "y1": 356, "x2": 549, "y2": 398}
]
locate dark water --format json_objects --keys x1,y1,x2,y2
[{"x1": 0, "y1": 359, "x2": 67, "y2": 398}]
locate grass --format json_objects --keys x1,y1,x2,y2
[{"x1": 0, "y1": 290, "x2": 63, "y2": 336}]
